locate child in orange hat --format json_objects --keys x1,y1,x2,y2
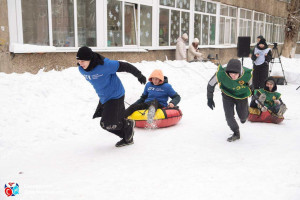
[{"x1": 125, "y1": 69, "x2": 181, "y2": 122}]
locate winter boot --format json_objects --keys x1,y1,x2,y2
[
  {"x1": 115, "y1": 138, "x2": 134, "y2": 147},
  {"x1": 147, "y1": 100, "x2": 158, "y2": 124},
  {"x1": 227, "y1": 130, "x2": 240, "y2": 142},
  {"x1": 124, "y1": 119, "x2": 135, "y2": 142},
  {"x1": 277, "y1": 104, "x2": 287, "y2": 117}
]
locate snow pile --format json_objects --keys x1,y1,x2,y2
[{"x1": 0, "y1": 57, "x2": 300, "y2": 200}]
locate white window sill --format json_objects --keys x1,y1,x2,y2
[
  {"x1": 10, "y1": 43, "x2": 244, "y2": 54},
  {"x1": 9, "y1": 43, "x2": 149, "y2": 53}
]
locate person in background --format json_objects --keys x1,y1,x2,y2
[
  {"x1": 176, "y1": 33, "x2": 188, "y2": 60},
  {"x1": 187, "y1": 38, "x2": 203, "y2": 62},
  {"x1": 251, "y1": 38, "x2": 272, "y2": 89},
  {"x1": 256, "y1": 35, "x2": 264, "y2": 45},
  {"x1": 77, "y1": 46, "x2": 147, "y2": 147},
  {"x1": 207, "y1": 59, "x2": 252, "y2": 142},
  {"x1": 250, "y1": 35, "x2": 265, "y2": 57}
]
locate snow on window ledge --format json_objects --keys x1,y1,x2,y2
[
  {"x1": 10, "y1": 43, "x2": 149, "y2": 53},
  {"x1": 10, "y1": 43, "x2": 57, "y2": 53}
]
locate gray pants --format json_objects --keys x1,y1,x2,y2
[{"x1": 222, "y1": 93, "x2": 249, "y2": 133}]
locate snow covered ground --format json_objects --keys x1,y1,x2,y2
[{"x1": 0, "y1": 57, "x2": 300, "y2": 200}]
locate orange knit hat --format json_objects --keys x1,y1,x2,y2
[{"x1": 148, "y1": 69, "x2": 164, "y2": 84}]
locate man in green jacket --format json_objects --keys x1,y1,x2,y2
[{"x1": 207, "y1": 59, "x2": 252, "y2": 142}]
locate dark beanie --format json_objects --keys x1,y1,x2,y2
[
  {"x1": 258, "y1": 38, "x2": 266, "y2": 45},
  {"x1": 76, "y1": 46, "x2": 93, "y2": 60},
  {"x1": 226, "y1": 59, "x2": 241, "y2": 74},
  {"x1": 257, "y1": 35, "x2": 264, "y2": 40}
]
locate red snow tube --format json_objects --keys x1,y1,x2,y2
[
  {"x1": 127, "y1": 107, "x2": 183, "y2": 128},
  {"x1": 248, "y1": 107, "x2": 284, "y2": 124}
]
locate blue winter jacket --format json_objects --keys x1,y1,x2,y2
[
  {"x1": 79, "y1": 58, "x2": 125, "y2": 104},
  {"x1": 142, "y1": 81, "x2": 177, "y2": 107}
]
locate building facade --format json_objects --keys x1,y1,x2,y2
[{"x1": 0, "y1": 0, "x2": 296, "y2": 73}]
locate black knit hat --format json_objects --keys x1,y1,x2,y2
[
  {"x1": 76, "y1": 46, "x2": 93, "y2": 60},
  {"x1": 258, "y1": 38, "x2": 267, "y2": 45},
  {"x1": 226, "y1": 59, "x2": 241, "y2": 74},
  {"x1": 257, "y1": 35, "x2": 264, "y2": 40}
]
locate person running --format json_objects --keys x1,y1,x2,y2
[
  {"x1": 77, "y1": 46, "x2": 146, "y2": 147},
  {"x1": 207, "y1": 59, "x2": 252, "y2": 142}
]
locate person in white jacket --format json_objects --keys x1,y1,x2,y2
[
  {"x1": 175, "y1": 33, "x2": 188, "y2": 60},
  {"x1": 187, "y1": 38, "x2": 203, "y2": 62}
]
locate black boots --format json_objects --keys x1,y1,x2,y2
[
  {"x1": 124, "y1": 119, "x2": 135, "y2": 142},
  {"x1": 227, "y1": 130, "x2": 240, "y2": 142},
  {"x1": 116, "y1": 119, "x2": 135, "y2": 147},
  {"x1": 115, "y1": 138, "x2": 134, "y2": 147}
]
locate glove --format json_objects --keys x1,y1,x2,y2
[
  {"x1": 261, "y1": 106, "x2": 267, "y2": 112},
  {"x1": 207, "y1": 98, "x2": 215, "y2": 110},
  {"x1": 138, "y1": 75, "x2": 147, "y2": 85},
  {"x1": 274, "y1": 99, "x2": 280, "y2": 105}
]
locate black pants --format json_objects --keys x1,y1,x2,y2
[
  {"x1": 222, "y1": 93, "x2": 249, "y2": 133},
  {"x1": 124, "y1": 100, "x2": 163, "y2": 118},
  {"x1": 94, "y1": 96, "x2": 131, "y2": 139},
  {"x1": 253, "y1": 63, "x2": 269, "y2": 89}
]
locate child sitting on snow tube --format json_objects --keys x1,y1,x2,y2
[
  {"x1": 124, "y1": 69, "x2": 181, "y2": 124},
  {"x1": 249, "y1": 77, "x2": 287, "y2": 123}
]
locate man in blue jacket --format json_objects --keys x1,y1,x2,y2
[{"x1": 77, "y1": 46, "x2": 146, "y2": 147}]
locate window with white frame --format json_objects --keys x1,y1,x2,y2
[
  {"x1": 194, "y1": 0, "x2": 217, "y2": 45},
  {"x1": 107, "y1": 0, "x2": 123, "y2": 47},
  {"x1": 282, "y1": 19, "x2": 287, "y2": 42},
  {"x1": 77, "y1": 0, "x2": 96, "y2": 47},
  {"x1": 219, "y1": 4, "x2": 237, "y2": 45},
  {"x1": 273, "y1": 17, "x2": 285, "y2": 43},
  {"x1": 159, "y1": 0, "x2": 190, "y2": 46},
  {"x1": 52, "y1": 0, "x2": 75, "y2": 47},
  {"x1": 265, "y1": 14, "x2": 274, "y2": 43},
  {"x1": 160, "y1": 0, "x2": 175, "y2": 7},
  {"x1": 252, "y1": 12, "x2": 265, "y2": 43},
  {"x1": 22, "y1": 0, "x2": 49, "y2": 45},
  {"x1": 124, "y1": 3, "x2": 137, "y2": 45},
  {"x1": 140, "y1": 5, "x2": 152, "y2": 46},
  {"x1": 238, "y1": 8, "x2": 252, "y2": 37},
  {"x1": 21, "y1": 0, "x2": 96, "y2": 47},
  {"x1": 107, "y1": 0, "x2": 152, "y2": 47}
]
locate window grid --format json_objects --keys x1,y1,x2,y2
[
  {"x1": 159, "y1": 0, "x2": 191, "y2": 46},
  {"x1": 252, "y1": 11, "x2": 265, "y2": 43},
  {"x1": 238, "y1": 8, "x2": 252, "y2": 37},
  {"x1": 194, "y1": 0, "x2": 217, "y2": 45},
  {"x1": 219, "y1": 4, "x2": 237, "y2": 45},
  {"x1": 16, "y1": 0, "x2": 289, "y2": 50}
]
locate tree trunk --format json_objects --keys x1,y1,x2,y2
[{"x1": 281, "y1": 0, "x2": 300, "y2": 58}]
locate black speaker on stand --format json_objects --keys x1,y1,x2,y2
[{"x1": 237, "y1": 36, "x2": 251, "y2": 66}]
